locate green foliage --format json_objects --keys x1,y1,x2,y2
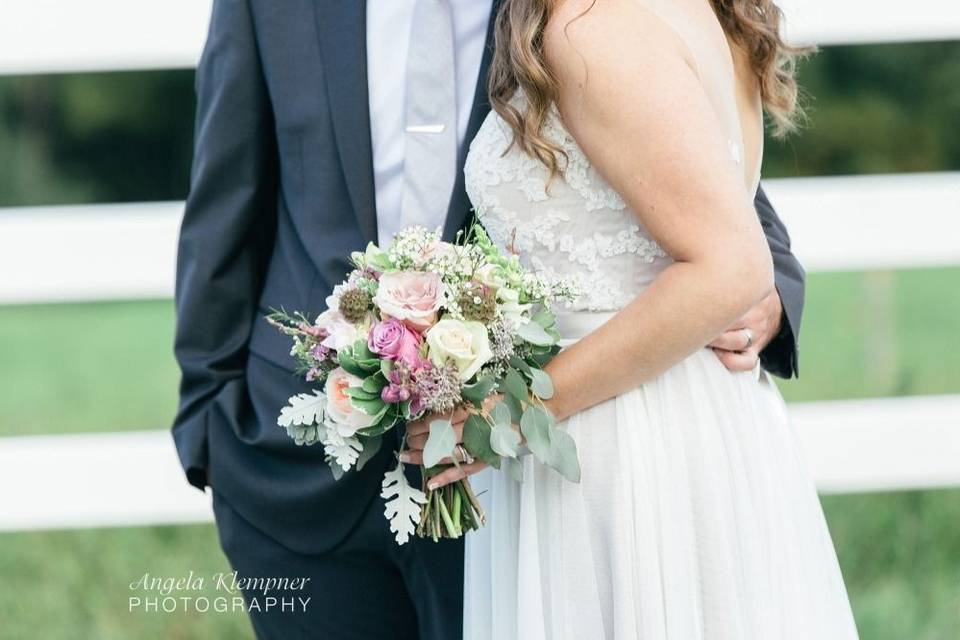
[
  {"x1": 764, "y1": 41, "x2": 960, "y2": 177},
  {"x1": 423, "y1": 419, "x2": 457, "y2": 468},
  {"x1": 462, "y1": 414, "x2": 499, "y2": 468},
  {"x1": 0, "y1": 70, "x2": 195, "y2": 207},
  {"x1": 0, "y1": 524, "x2": 253, "y2": 639}
]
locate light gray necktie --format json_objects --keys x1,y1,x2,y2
[{"x1": 401, "y1": 0, "x2": 458, "y2": 231}]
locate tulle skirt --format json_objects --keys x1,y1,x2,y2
[{"x1": 464, "y1": 343, "x2": 859, "y2": 639}]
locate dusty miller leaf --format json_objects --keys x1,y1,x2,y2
[
  {"x1": 278, "y1": 391, "x2": 326, "y2": 428},
  {"x1": 381, "y1": 462, "x2": 427, "y2": 545}
]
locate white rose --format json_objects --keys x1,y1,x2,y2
[
  {"x1": 316, "y1": 309, "x2": 359, "y2": 351},
  {"x1": 426, "y1": 319, "x2": 494, "y2": 382},
  {"x1": 497, "y1": 287, "x2": 531, "y2": 327},
  {"x1": 475, "y1": 263, "x2": 508, "y2": 291},
  {"x1": 324, "y1": 367, "x2": 378, "y2": 435}
]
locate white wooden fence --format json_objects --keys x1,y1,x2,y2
[{"x1": 0, "y1": 1, "x2": 958, "y2": 531}]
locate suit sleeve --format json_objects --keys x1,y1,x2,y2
[
  {"x1": 172, "y1": 0, "x2": 278, "y2": 489},
  {"x1": 754, "y1": 185, "x2": 804, "y2": 379}
]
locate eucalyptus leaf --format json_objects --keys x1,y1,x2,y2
[
  {"x1": 502, "y1": 368, "x2": 528, "y2": 404},
  {"x1": 549, "y1": 428, "x2": 581, "y2": 483},
  {"x1": 516, "y1": 320, "x2": 556, "y2": 347},
  {"x1": 504, "y1": 393, "x2": 524, "y2": 423},
  {"x1": 490, "y1": 423, "x2": 522, "y2": 458},
  {"x1": 529, "y1": 369, "x2": 555, "y2": 399},
  {"x1": 462, "y1": 376, "x2": 496, "y2": 407},
  {"x1": 328, "y1": 460, "x2": 346, "y2": 481},
  {"x1": 502, "y1": 456, "x2": 524, "y2": 482},
  {"x1": 356, "y1": 435, "x2": 383, "y2": 471},
  {"x1": 519, "y1": 405, "x2": 553, "y2": 463},
  {"x1": 463, "y1": 414, "x2": 500, "y2": 468},
  {"x1": 490, "y1": 401, "x2": 513, "y2": 429},
  {"x1": 508, "y1": 356, "x2": 531, "y2": 376},
  {"x1": 423, "y1": 419, "x2": 457, "y2": 468},
  {"x1": 532, "y1": 309, "x2": 556, "y2": 329}
]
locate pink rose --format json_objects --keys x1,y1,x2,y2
[
  {"x1": 372, "y1": 271, "x2": 446, "y2": 331},
  {"x1": 368, "y1": 318, "x2": 422, "y2": 367}
]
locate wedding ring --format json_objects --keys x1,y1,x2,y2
[
  {"x1": 741, "y1": 328, "x2": 754, "y2": 350},
  {"x1": 455, "y1": 444, "x2": 475, "y2": 465}
]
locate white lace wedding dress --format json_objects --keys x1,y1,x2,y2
[{"x1": 460, "y1": 9, "x2": 859, "y2": 639}]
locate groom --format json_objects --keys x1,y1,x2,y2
[{"x1": 172, "y1": 1, "x2": 804, "y2": 638}]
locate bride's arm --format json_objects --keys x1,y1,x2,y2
[{"x1": 540, "y1": 1, "x2": 774, "y2": 422}]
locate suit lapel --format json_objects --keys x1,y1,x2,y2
[
  {"x1": 313, "y1": 0, "x2": 378, "y2": 244},
  {"x1": 442, "y1": 0, "x2": 504, "y2": 240}
]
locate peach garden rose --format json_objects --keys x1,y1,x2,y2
[{"x1": 324, "y1": 367, "x2": 378, "y2": 435}]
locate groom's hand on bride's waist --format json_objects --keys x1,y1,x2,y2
[{"x1": 709, "y1": 289, "x2": 784, "y2": 373}]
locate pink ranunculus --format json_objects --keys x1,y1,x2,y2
[
  {"x1": 368, "y1": 318, "x2": 422, "y2": 367},
  {"x1": 372, "y1": 271, "x2": 446, "y2": 332}
]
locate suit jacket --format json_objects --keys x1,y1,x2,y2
[{"x1": 172, "y1": 0, "x2": 804, "y2": 554}]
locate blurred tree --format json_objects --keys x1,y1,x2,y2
[
  {"x1": 764, "y1": 40, "x2": 960, "y2": 177},
  {"x1": 0, "y1": 70, "x2": 195, "y2": 207},
  {"x1": 0, "y1": 41, "x2": 956, "y2": 207}
]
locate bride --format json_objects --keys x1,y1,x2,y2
[{"x1": 407, "y1": 0, "x2": 859, "y2": 637}]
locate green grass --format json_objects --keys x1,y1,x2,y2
[
  {"x1": 822, "y1": 489, "x2": 960, "y2": 640},
  {"x1": 779, "y1": 266, "x2": 960, "y2": 402},
  {"x1": 0, "y1": 267, "x2": 958, "y2": 638},
  {"x1": 0, "y1": 524, "x2": 253, "y2": 640},
  {"x1": 0, "y1": 267, "x2": 958, "y2": 437},
  {"x1": 0, "y1": 299, "x2": 179, "y2": 436},
  {"x1": 0, "y1": 492, "x2": 956, "y2": 639}
]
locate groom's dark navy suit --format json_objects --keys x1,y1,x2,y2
[{"x1": 172, "y1": 1, "x2": 805, "y2": 638}]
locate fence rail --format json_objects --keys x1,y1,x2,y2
[
  {"x1": 0, "y1": 0, "x2": 957, "y2": 533},
  {"x1": 1, "y1": 172, "x2": 957, "y2": 305},
  {"x1": 0, "y1": 394, "x2": 957, "y2": 532}
]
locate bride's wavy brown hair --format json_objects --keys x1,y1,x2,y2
[{"x1": 488, "y1": 0, "x2": 810, "y2": 177}]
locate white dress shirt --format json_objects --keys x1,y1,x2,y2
[{"x1": 366, "y1": 0, "x2": 493, "y2": 244}]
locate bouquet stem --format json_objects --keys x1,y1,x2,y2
[{"x1": 416, "y1": 472, "x2": 486, "y2": 540}]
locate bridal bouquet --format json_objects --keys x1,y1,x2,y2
[{"x1": 266, "y1": 225, "x2": 580, "y2": 544}]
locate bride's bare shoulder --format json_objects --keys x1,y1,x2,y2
[{"x1": 543, "y1": 0, "x2": 698, "y2": 87}]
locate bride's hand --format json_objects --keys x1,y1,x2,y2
[{"x1": 401, "y1": 406, "x2": 489, "y2": 490}]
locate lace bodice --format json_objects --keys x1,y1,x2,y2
[{"x1": 464, "y1": 106, "x2": 672, "y2": 312}]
